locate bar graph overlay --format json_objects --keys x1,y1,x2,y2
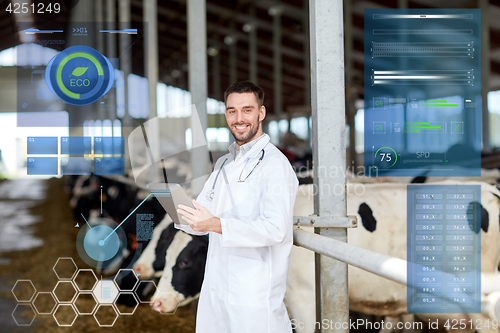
[{"x1": 364, "y1": 9, "x2": 481, "y2": 177}]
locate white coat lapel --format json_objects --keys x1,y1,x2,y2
[{"x1": 214, "y1": 141, "x2": 269, "y2": 219}]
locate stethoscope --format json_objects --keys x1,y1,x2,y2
[{"x1": 206, "y1": 148, "x2": 265, "y2": 201}]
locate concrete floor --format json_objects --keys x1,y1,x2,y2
[{"x1": 0, "y1": 179, "x2": 46, "y2": 332}]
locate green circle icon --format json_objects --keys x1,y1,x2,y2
[
  {"x1": 56, "y1": 52, "x2": 104, "y2": 99},
  {"x1": 375, "y1": 146, "x2": 398, "y2": 167}
]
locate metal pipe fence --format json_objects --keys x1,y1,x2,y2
[{"x1": 293, "y1": 227, "x2": 500, "y2": 321}]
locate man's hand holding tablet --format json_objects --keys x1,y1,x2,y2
[{"x1": 177, "y1": 200, "x2": 222, "y2": 234}]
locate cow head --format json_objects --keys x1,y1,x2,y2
[{"x1": 150, "y1": 230, "x2": 208, "y2": 313}]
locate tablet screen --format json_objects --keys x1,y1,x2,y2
[{"x1": 149, "y1": 183, "x2": 194, "y2": 225}]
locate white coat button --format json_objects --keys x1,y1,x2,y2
[
  {"x1": 211, "y1": 254, "x2": 214, "y2": 258},
  {"x1": 211, "y1": 287, "x2": 215, "y2": 292}
]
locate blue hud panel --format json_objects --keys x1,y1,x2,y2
[
  {"x1": 61, "y1": 157, "x2": 91, "y2": 175},
  {"x1": 407, "y1": 185, "x2": 481, "y2": 313},
  {"x1": 94, "y1": 137, "x2": 125, "y2": 155},
  {"x1": 16, "y1": 23, "x2": 145, "y2": 127},
  {"x1": 364, "y1": 9, "x2": 481, "y2": 177},
  {"x1": 27, "y1": 157, "x2": 58, "y2": 175},
  {"x1": 94, "y1": 157, "x2": 125, "y2": 175},
  {"x1": 27, "y1": 137, "x2": 58, "y2": 154},
  {"x1": 61, "y1": 137, "x2": 92, "y2": 155}
]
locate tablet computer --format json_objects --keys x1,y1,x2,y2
[{"x1": 148, "y1": 183, "x2": 195, "y2": 225}]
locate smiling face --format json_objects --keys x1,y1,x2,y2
[{"x1": 225, "y1": 92, "x2": 266, "y2": 145}]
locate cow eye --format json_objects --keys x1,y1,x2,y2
[{"x1": 178, "y1": 260, "x2": 191, "y2": 268}]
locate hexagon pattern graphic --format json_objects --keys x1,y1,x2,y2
[
  {"x1": 53, "y1": 257, "x2": 78, "y2": 280},
  {"x1": 11, "y1": 257, "x2": 161, "y2": 327},
  {"x1": 113, "y1": 269, "x2": 139, "y2": 291},
  {"x1": 32, "y1": 292, "x2": 57, "y2": 315},
  {"x1": 53, "y1": 304, "x2": 78, "y2": 327},
  {"x1": 93, "y1": 279, "x2": 120, "y2": 304},
  {"x1": 73, "y1": 269, "x2": 98, "y2": 292},
  {"x1": 53, "y1": 281, "x2": 78, "y2": 303},
  {"x1": 94, "y1": 304, "x2": 119, "y2": 327},
  {"x1": 12, "y1": 303, "x2": 36, "y2": 326},
  {"x1": 11, "y1": 280, "x2": 37, "y2": 302},
  {"x1": 74, "y1": 292, "x2": 98, "y2": 315},
  {"x1": 135, "y1": 280, "x2": 158, "y2": 304},
  {"x1": 114, "y1": 292, "x2": 139, "y2": 315}
]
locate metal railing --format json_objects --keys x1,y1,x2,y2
[{"x1": 292, "y1": 227, "x2": 500, "y2": 320}]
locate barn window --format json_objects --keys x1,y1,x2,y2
[
  {"x1": 488, "y1": 90, "x2": 500, "y2": 148},
  {"x1": 115, "y1": 70, "x2": 125, "y2": 118},
  {"x1": 102, "y1": 119, "x2": 112, "y2": 137},
  {"x1": 128, "y1": 74, "x2": 149, "y2": 119},
  {"x1": 113, "y1": 119, "x2": 122, "y2": 137}
]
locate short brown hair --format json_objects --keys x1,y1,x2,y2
[{"x1": 224, "y1": 81, "x2": 265, "y2": 107}]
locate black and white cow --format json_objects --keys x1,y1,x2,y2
[
  {"x1": 149, "y1": 223, "x2": 208, "y2": 312},
  {"x1": 132, "y1": 216, "x2": 173, "y2": 279},
  {"x1": 131, "y1": 217, "x2": 208, "y2": 312}
]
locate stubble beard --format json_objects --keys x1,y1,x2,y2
[{"x1": 231, "y1": 120, "x2": 260, "y2": 145}]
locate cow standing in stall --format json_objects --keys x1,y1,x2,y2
[{"x1": 132, "y1": 217, "x2": 209, "y2": 311}]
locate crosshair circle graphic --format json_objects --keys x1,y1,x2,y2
[
  {"x1": 76, "y1": 218, "x2": 127, "y2": 269},
  {"x1": 83, "y1": 225, "x2": 120, "y2": 262},
  {"x1": 45, "y1": 45, "x2": 114, "y2": 105}
]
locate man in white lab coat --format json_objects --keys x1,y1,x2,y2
[{"x1": 176, "y1": 81, "x2": 298, "y2": 333}]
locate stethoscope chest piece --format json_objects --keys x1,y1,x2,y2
[
  {"x1": 206, "y1": 189, "x2": 215, "y2": 201},
  {"x1": 206, "y1": 158, "x2": 228, "y2": 201}
]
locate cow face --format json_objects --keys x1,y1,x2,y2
[
  {"x1": 150, "y1": 231, "x2": 208, "y2": 313},
  {"x1": 152, "y1": 223, "x2": 179, "y2": 271},
  {"x1": 171, "y1": 236, "x2": 208, "y2": 298}
]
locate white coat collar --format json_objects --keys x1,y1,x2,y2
[
  {"x1": 228, "y1": 133, "x2": 270, "y2": 161},
  {"x1": 241, "y1": 133, "x2": 270, "y2": 160}
]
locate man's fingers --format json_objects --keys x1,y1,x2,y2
[
  {"x1": 177, "y1": 208, "x2": 201, "y2": 222},
  {"x1": 177, "y1": 209, "x2": 190, "y2": 218},
  {"x1": 192, "y1": 200, "x2": 203, "y2": 210},
  {"x1": 178, "y1": 203, "x2": 198, "y2": 214},
  {"x1": 181, "y1": 215, "x2": 196, "y2": 225},
  {"x1": 182, "y1": 216, "x2": 201, "y2": 231}
]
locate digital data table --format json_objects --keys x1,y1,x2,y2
[{"x1": 407, "y1": 185, "x2": 481, "y2": 313}]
